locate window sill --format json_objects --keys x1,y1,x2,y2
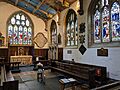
[
  {"x1": 64, "y1": 46, "x2": 78, "y2": 49},
  {"x1": 89, "y1": 42, "x2": 120, "y2": 48}
]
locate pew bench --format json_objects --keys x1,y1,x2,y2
[
  {"x1": 0, "y1": 64, "x2": 19, "y2": 90},
  {"x1": 51, "y1": 60, "x2": 107, "y2": 89},
  {"x1": 51, "y1": 64, "x2": 95, "y2": 88},
  {"x1": 91, "y1": 81, "x2": 120, "y2": 90},
  {"x1": 9, "y1": 62, "x2": 21, "y2": 73}
]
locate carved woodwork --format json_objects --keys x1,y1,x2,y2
[
  {"x1": 34, "y1": 49, "x2": 48, "y2": 60},
  {"x1": 33, "y1": 32, "x2": 47, "y2": 48},
  {"x1": 51, "y1": 60, "x2": 107, "y2": 89}
]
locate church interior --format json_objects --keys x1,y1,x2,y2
[{"x1": 0, "y1": 0, "x2": 120, "y2": 90}]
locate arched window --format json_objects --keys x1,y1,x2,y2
[
  {"x1": 66, "y1": 9, "x2": 78, "y2": 47},
  {"x1": 89, "y1": 0, "x2": 120, "y2": 47},
  {"x1": 50, "y1": 20, "x2": 57, "y2": 45},
  {"x1": 7, "y1": 11, "x2": 33, "y2": 46}
]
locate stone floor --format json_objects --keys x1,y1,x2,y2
[
  {"x1": 12, "y1": 66, "x2": 84, "y2": 90},
  {"x1": 13, "y1": 69, "x2": 62, "y2": 90},
  {"x1": 12, "y1": 66, "x2": 120, "y2": 90}
]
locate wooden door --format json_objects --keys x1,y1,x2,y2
[{"x1": 58, "y1": 48, "x2": 63, "y2": 60}]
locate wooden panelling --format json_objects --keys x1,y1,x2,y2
[
  {"x1": 9, "y1": 46, "x2": 34, "y2": 56},
  {"x1": 0, "y1": 48, "x2": 8, "y2": 63},
  {"x1": 34, "y1": 49, "x2": 48, "y2": 60},
  {"x1": 51, "y1": 60, "x2": 107, "y2": 89}
]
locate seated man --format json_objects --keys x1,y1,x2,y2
[{"x1": 37, "y1": 62, "x2": 45, "y2": 83}]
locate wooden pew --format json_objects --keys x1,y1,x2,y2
[
  {"x1": 51, "y1": 60, "x2": 107, "y2": 89},
  {"x1": 0, "y1": 64, "x2": 18, "y2": 90},
  {"x1": 9, "y1": 62, "x2": 21, "y2": 73},
  {"x1": 91, "y1": 81, "x2": 120, "y2": 90},
  {"x1": 1, "y1": 65, "x2": 6, "y2": 86}
]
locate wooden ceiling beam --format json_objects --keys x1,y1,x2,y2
[
  {"x1": 3, "y1": 0, "x2": 48, "y2": 21},
  {"x1": 20, "y1": 0, "x2": 49, "y2": 18},
  {"x1": 18, "y1": 0, "x2": 48, "y2": 17},
  {"x1": 38, "y1": 9, "x2": 48, "y2": 15},
  {"x1": 32, "y1": 0, "x2": 46, "y2": 13},
  {"x1": 19, "y1": 0, "x2": 36, "y2": 8},
  {"x1": 1, "y1": 0, "x2": 58, "y2": 21}
]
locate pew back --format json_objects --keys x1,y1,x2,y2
[
  {"x1": 51, "y1": 60, "x2": 107, "y2": 88},
  {"x1": 0, "y1": 64, "x2": 18, "y2": 90}
]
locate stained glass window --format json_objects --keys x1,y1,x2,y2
[
  {"x1": 92, "y1": 0, "x2": 120, "y2": 46},
  {"x1": 94, "y1": 10, "x2": 101, "y2": 43},
  {"x1": 66, "y1": 9, "x2": 78, "y2": 46},
  {"x1": 111, "y1": 2, "x2": 120, "y2": 41},
  {"x1": 50, "y1": 20, "x2": 57, "y2": 45},
  {"x1": 102, "y1": 6, "x2": 110, "y2": 42},
  {"x1": 7, "y1": 11, "x2": 33, "y2": 45}
]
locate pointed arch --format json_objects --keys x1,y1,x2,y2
[
  {"x1": 88, "y1": 0, "x2": 120, "y2": 47},
  {"x1": 50, "y1": 20, "x2": 57, "y2": 45},
  {"x1": 65, "y1": 9, "x2": 78, "y2": 47},
  {"x1": 7, "y1": 11, "x2": 34, "y2": 46}
]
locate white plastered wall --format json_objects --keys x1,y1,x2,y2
[{"x1": 48, "y1": 0, "x2": 120, "y2": 80}]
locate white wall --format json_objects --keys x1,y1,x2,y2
[
  {"x1": 0, "y1": 2, "x2": 48, "y2": 48},
  {"x1": 80, "y1": 48, "x2": 120, "y2": 80},
  {"x1": 62, "y1": 0, "x2": 120, "y2": 80}
]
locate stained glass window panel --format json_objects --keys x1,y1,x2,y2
[
  {"x1": 75, "y1": 21, "x2": 78, "y2": 45},
  {"x1": 102, "y1": 6, "x2": 110, "y2": 42},
  {"x1": 89, "y1": 0, "x2": 120, "y2": 47},
  {"x1": 18, "y1": 26, "x2": 23, "y2": 45},
  {"x1": 16, "y1": 14, "x2": 20, "y2": 20},
  {"x1": 106, "y1": 0, "x2": 108, "y2": 5},
  {"x1": 28, "y1": 27, "x2": 32, "y2": 45},
  {"x1": 21, "y1": 15, "x2": 25, "y2": 20},
  {"x1": 50, "y1": 20, "x2": 57, "y2": 45},
  {"x1": 67, "y1": 23, "x2": 70, "y2": 30},
  {"x1": 8, "y1": 25, "x2": 13, "y2": 44},
  {"x1": 21, "y1": 21, "x2": 25, "y2": 26},
  {"x1": 71, "y1": 21, "x2": 74, "y2": 29},
  {"x1": 111, "y1": 2, "x2": 120, "y2": 41},
  {"x1": 102, "y1": 0, "x2": 105, "y2": 7},
  {"x1": 26, "y1": 19, "x2": 30, "y2": 26},
  {"x1": 66, "y1": 9, "x2": 78, "y2": 47},
  {"x1": 8, "y1": 25, "x2": 13, "y2": 36},
  {"x1": 23, "y1": 27, "x2": 27, "y2": 44},
  {"x1": 13, "y1": 25, "x2": 18, "y2": 44},
  {"x1": 11, "y1": 17, "x2": 15, "y2": 25},
  {"x1": 94, "y1": 10, "x2": 101, "y2": 43},
  {"x1": 16, "y1": 20, "x2": 20, "y2": 25},
  {"x1": 8, "y1": 11, "x2": 33, "y2": 45}
]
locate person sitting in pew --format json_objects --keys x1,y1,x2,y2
[{"x1": 37, "y1": 62, "x2": 45, "y2": 84}]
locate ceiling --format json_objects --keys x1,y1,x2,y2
[{"x1": 1, "y1": 0, "x2": 77, "y2": 21}]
